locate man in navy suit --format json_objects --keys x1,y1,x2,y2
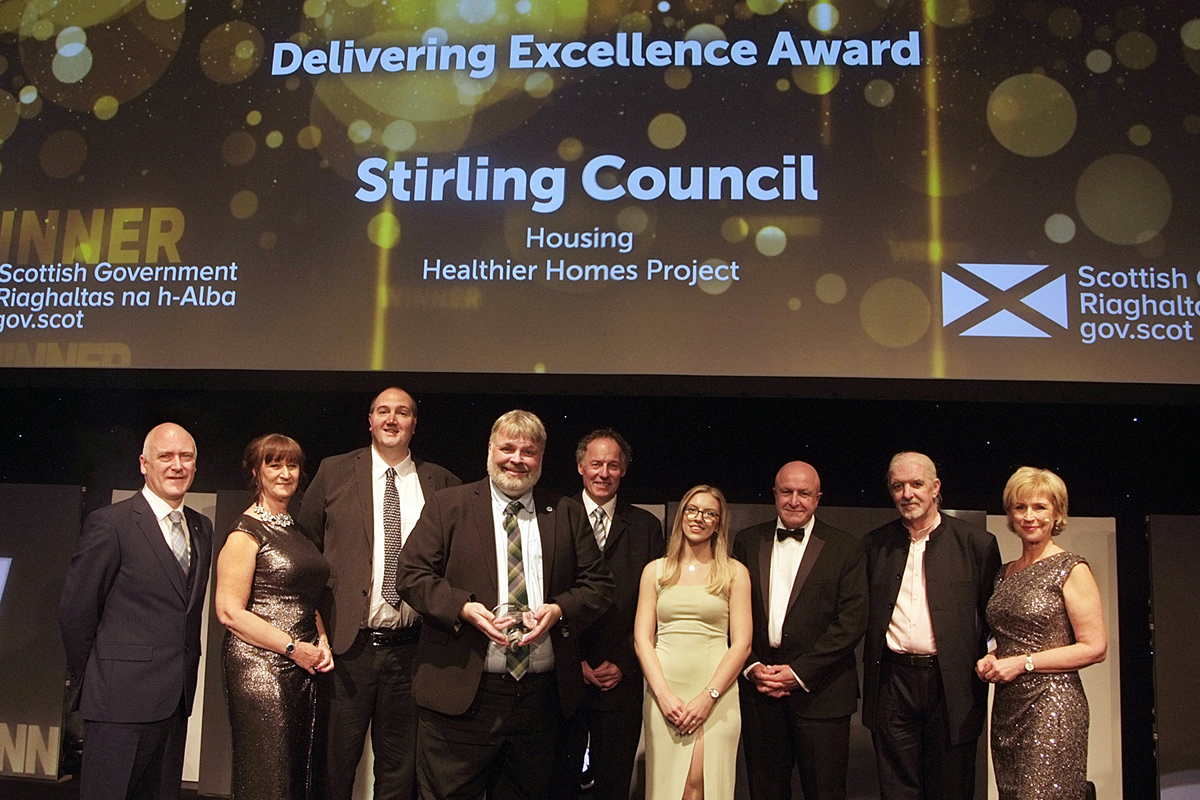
[
  {"x1": 298, "y1": 387, "x2": 460, "y2": 800},
  {"x1": 733, "y1": 461, "x2": 867, "y2": 800},
  {"x1": 398, "y1": 410, "x2": 614, "y2": 800},
  {"x1": 60, "y1": 422, "x2": 213, "y2": 800},
  {"x1": 554, "y1": 429, "x2": 664, "y2": 800}
]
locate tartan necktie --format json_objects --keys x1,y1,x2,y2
[
  {"x1": 382, "y1": 467, "x2": 403, "y2": 608},
  {"x1": 592, "y1": 507, "x2": 608, "y2": 550},
  {"x1": 504, "y1": 499, "x2": 529, "y2": 678},
  {"x1": 167, "y1": 510, "x2": 190, "y2": 574}
]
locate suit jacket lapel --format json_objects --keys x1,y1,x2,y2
[
  {"x1": 471, "y1": 482, "x2": 500, "y2": 604},
  {"x1": 354, "y1": 449, "x2": 374, "y2": 550},
  {"x1": 184, "y1": 507, "x2": 208, "y2": 611},
  {"x1": 535, "y1": 490, "x2": 555, "y2": 595},
  {"x1": 787, "y1": 528, "x2": 825, "y2": 613},
  {"x1": 756, "y1": 527, "x2": 773, "y2": 613},
  {"x1": 133, "y1": 496, "x2": 187, "y2": 601}
]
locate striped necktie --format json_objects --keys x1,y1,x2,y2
[
  {"x1": 167, "y1": 510, "x2": 190, "y2": 574},
  {"x1": 504, "y1": 499, "x2": 529, "y2": 678}
]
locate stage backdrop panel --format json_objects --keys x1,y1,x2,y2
[
  {"x1": 1148, "y1": 515, "x2": 1200, "y2": 800},
  {"x1": 0, "y1": 483, "x2": 83, "y2": 780}
]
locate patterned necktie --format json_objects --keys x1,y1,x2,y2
[
  {"x1": 382, "y1": 467, "x2": 403, "y2": 608},
  {"x1": 167, "y1": 510, "x2": 190, "y2": 574},
  {"x1": 592, "y1": 507, "x2": 608, "y2": 551},
  {"x1": 504, "y1": 499, "x2": 529, "y2": 679}
]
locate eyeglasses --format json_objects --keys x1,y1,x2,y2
[{"x1": 683, "y1": 505, "x2": 720, "y2": 522}]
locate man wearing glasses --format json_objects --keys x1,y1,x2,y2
[{"x1": 732, "y1": 461, "x2": 868, "y2": 800}]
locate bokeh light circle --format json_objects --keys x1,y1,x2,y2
[
  {"x1": 56, "y1": 27, "x2": 87, "y2": 58},
  {"x1": 755, "y1": 226, "x2": 786, "y2": 256},
  {"x1": 382, "y1": 120, "x2": 416, "y2": 151},
  {"x1": 200, "y1": 21, "x2": 265, "y2": 84},
  {"x1": 721, "y1": 217, "x2": 749, "y2": 243},
  {"x1": 1085, "y1": 49, "x2": 1113, "y2": 73},
  {"x1": 698, "y1": 259, "x2": 734, "y2": 295},
  {"x1": 52, "y1": 48, "x2": 94, "y2": 84},
  {"x1": 265, "y1": 131, "x2": 284, "y2": 148},
  {"x1": 1075, "y1": 154, "x2": 1171, "y2": 245},
  {"x1": 93, "y1": 95, "x2": 119, "y2": 120},
  {"x1": 1128, "y1": 124, "x2": 1151, "y2": 146},
  {"x1": 1044, "y1": 213, "x2": 1076, "y2": 244},
  {"x1": 815, "y1": 273, "x2": 847, "y2": 304},
  {"x1": 616, "y1": 206, "x2": 649, "y2": 235},
  {"x1": 1115, "y1": 31, "x2": 1156, "y2": 70},
  {"x1": 787, "y1": 297, "x2": 802, "y2": 311},
  {"x1": 297, "y1": 125, "x2": 322, "y2": 150},
  {"x1": 864, "y1": 79, "x2": 894, "y2": 107},
  {"x1": 1183, "y1": 19, "x2": 1200, "y2": 50},
  {"x1": 18, "y1": 85, "x2": 38, "y2": 104},
  {"x1": 557, "y1": 137, "x2": 584, "y2": 161},
  {"x1": 39, "y1": 129, "x2": 87, "y2": 178},
  {"x1": 230, "y1": 190, "x2": 258, "y2": 219},
  {"x1": 368, "y1": 212, "x2": 401, "y2": 249},
  {"x1": 859, "y1": 279, "x2": 930, "y2": 348},
  {"x1": 222, "y1": 131, "x2": 256, "y2": 165},
  {"x1": 987, "y1": 73, "x2": 1076, "y2": 157},
  {"x1": 647, "y1": 113, "x2": 686, "y2": 150}
]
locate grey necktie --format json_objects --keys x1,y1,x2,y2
[
  {"x1": 167, "y1": 510, "x2": 190, "y2": 574},
  {"x1": 592, "y1": 507, "x2": 609, "y2": 550}
]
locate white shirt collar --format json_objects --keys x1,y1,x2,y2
[
  {"x1": 581, "y1": 492, "x2": 617, "y2": 520},
  {"x1": 141, "y1": 485, "x2": 181, "y2": 520},
  {"x1": 372, "y1": 446, "x2": 413, "y2": 481}
]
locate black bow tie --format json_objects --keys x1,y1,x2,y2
[{"x1": 776, "y1": 527, "x2": 805, "y2": 542}]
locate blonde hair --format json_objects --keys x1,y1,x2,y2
[
  {"x1": 660, "y1": 485, "x2": 735, "y2": 597},
  {"x1": 490, "y1": 409, "x2": 546, "y2": 447},
  {"x1": 1003, "y1": 466, "x2": 1069, "y2": 533}
]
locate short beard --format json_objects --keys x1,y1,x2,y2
[{"x1": 487, "y1": 456, "x2": 541, "y2": 496}]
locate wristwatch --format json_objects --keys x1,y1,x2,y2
[
  {"x1": 1024, "y1": 654, "x2": 1035, "y2": 672},
  {"x1": 707, "y1": 687, "x2": 720, "y2": 699},
  {"x1": 285, "y1": 637, "x2": 296, "y2": 658}
]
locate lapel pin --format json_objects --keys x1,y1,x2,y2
[{"x1": 545, "y1": 506, "x2": 553, "y2": 513}]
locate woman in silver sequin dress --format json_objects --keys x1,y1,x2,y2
[
  {"x1": 215, "y1": 434, "x2": 333, "y2": 800},
  {"x1": 975, "y1": 467, "x2": 1107, "y2": 800}
]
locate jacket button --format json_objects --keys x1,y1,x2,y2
[{"x1": 362, "y1": 590, "x2": 368, "y2": 597}]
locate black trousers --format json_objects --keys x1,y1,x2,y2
[
  {"x1": 739, "y1": 694, "x2": 850, "y2": 800},
  {"x1": 415, "y1": 672, "x2": 560, "y2": 800},
  {"x1": 872, "y1": 658, "x2": 979, "y2": 800},
  {"x1": 320, "y1": 631, "x2": 420, "y2": 800},
  {"x1": 80, "y1": 707, "x2": 187, "y2": 800},
  {"x1": 553, "y1": 691, "x2": 643, "y2": 800}
]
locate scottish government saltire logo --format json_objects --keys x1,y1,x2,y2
[
  {"x1": 941, "y1": 263, "x2": 1069, "y2": 337},
  {"x1": 0, "y1": 557, "x2": 10, "y2": 608}
]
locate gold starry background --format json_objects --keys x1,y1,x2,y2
[{"x1": 0, "y1": 0, "x2": 1197, "y2": 381}]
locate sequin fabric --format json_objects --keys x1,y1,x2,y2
[
  {"x1": 987, "y1": 551, "x2": 1089, "y2": 800},
  {"x1": 223, "y1": 515, "x2": 330, "y2": 800}
]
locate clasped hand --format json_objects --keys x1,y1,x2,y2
[
  {"x1": 975, "y1": 653, "x2": 1022, "y2": 684},
  {"x1": 461, "y1": 601, "x2": 562, "y2": 646},
  {"x1": 582, "y1": 660, "x2": 624, "y2": 690},
  {"x1": 656, "y1": 690, "x2": 715, "y2": 737},
  {"x1": 748, "y1": 663, "x2": 799, "y2": 698},
  {"x1": 288, "y1": 640, "x2": 334, "y2": 675}
]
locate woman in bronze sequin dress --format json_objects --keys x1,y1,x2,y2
[
  {"x1": 215, "y1": 434, "x2": 333, "y2": 800},
  {"x1": 975, "y1": 467, "x2": 1107, "y2": 800}
]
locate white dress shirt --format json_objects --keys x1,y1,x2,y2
[
  {"x1": 484, "y1": 481, "x2": 554, "y2": 674},
  {"x1": 364, "y1": 448, "x2": 424, "y2": 629},
  {"x1": 885, "y1": 513, "x2": 941, "y2": 655}
]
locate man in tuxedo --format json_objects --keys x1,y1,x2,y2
[
  {"x1": 733, "y1": 461, "x2": 867, "y2": 800},
  {"x1": 59, "y1": 422, "x2": 213, "y2": 800},
  {"x1": 862, "y1": 452, "x2": 1001, "y2": 800},
  {"x1": 397, "y1": 410, "x2": 614, "y2": 800},
  {"x1": 298, "y1": 387, "x2": 460, "y2": 800},
  {"x1": 554, "y1": 428, "x2": 664, "y2": 800}
]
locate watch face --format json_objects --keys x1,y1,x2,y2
[{"x1": 708, "y1": 688, "x2": 719, "y2": 699}]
